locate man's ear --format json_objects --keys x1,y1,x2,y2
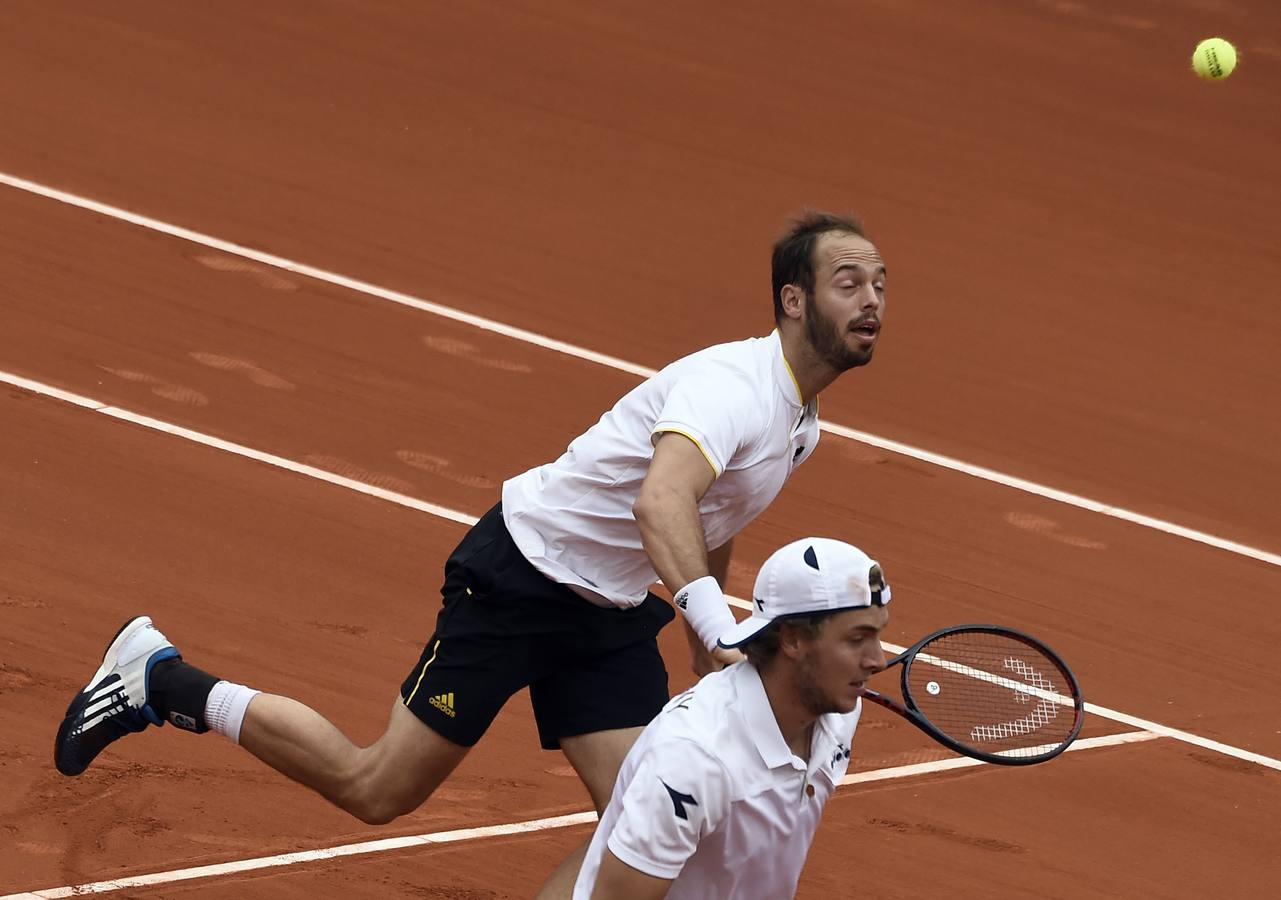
[
  {"x1": 779, "y1": 284, "x2": 805, "y2": 322},
  {"x1": 777, "y1": 621, "x2": 809, "y2": 660}
]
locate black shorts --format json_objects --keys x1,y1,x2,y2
[{"x1": 400, "y1": 504, "x2": 675, "y2": 749}]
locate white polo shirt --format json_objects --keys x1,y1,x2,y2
[
  {"x1": 502, "y1": 331, "x2": 819, "y2": 607},
  {"x1": 573, "y1": 662, "x2": 859, "y2": 899}
]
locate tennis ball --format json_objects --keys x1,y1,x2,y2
[{"x1": 1191, "y1": 37, "x2": 1237, "y2": 81}]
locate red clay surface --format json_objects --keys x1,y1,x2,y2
[{"x1": 2, "y1": 1, "x2": 1280, "y2": 897}]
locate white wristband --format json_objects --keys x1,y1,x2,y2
[{"x1": 674, "y1": 576, "x2": 736, "y2": 652}]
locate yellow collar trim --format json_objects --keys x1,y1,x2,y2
[{"x1": 774, "y1": 329, "x2": 806, "y2": 406}]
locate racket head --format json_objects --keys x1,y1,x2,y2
[{"x1": 897, "y1": 624, "x2": 1085, "y2": 766}]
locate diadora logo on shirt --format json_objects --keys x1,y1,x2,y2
[
  {"x1": 661, "y1": 780, "x2": 699, "y2": 821},
  {"x1": 829, "y1": 743, "x2": 851, "y2": 770},
  {"x1": 429, "y1": 692, "x2": 457, "y2": 717},
  {"x1": 669, "y1": 689, "x2": 695, "y2": 711}
]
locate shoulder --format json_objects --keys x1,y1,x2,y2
[
  {"x1": 639, "y1": 734, "x2": 734, "y2": 790},
  {"x1": 648, "y1": 671, "x2": 748, "y2": 768},
  {"x1": 662, "y1": 335, "x2": 774, "y2": 390}
]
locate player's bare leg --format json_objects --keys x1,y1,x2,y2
[
  {"x1": 239, "y1": 695, "x2": 468, "y2": 825},
  {"x1": 55, "y1": 616, "x2": 468, "y2": 826},
  {"x1": 534, "y1": 726, "x2": 644, "y2": 900}
]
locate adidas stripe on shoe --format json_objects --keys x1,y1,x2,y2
[{"x1": 54, "y1": 616, "x2": 180, "y2": 776}]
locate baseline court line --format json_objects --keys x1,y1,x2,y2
[
  {"x1": 0, "y1": 172, "x2": 654, "y2": 379},
  {"x1": 2, "y1": 170, "x2": 1279, "y2": 570},
  {"x1": 4, "y1": 369, "x2": 1279, "y2": 775},
  {"x1": 0, "y1": 812, "x2": 598, "y2": 900},
  {"x1": 0, "y1": 732, "x2": 1157, "y2": 899}
]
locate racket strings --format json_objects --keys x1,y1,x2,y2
[{"x1": 906, "y1": 631, "x2": 1080, "y2": 759}]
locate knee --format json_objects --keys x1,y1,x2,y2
[
  {"x1": 336, "y1": 764, "x2": 424, "y2": 826},
  {"x1": 351, "y1": 800, "x2": 406, "y2": 827},
  {"x1": 586, "y1": 783, "x2": 614, "y2": 816},
  {"x1": 342, "y1": 782, "x2": 417, "y2": 826},
  {"x1": 335, "y1": 706, "x2": 462, "y2": 824}
]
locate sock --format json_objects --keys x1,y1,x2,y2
[
  {"x1": 204, "y1": 681, "x2": 260, "y2": 744},
  {"x1": 149, "y1": 658, "x2": 220, "y2": 733}
]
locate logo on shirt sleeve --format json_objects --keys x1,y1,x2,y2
[
  {"x1": 829, "y1": 743, "x2": 851, "y2": 770},
  {"x1": 661, "y1": 780, "x2": 699, "y2": 821}
]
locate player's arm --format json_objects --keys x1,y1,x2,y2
[
  {"x1": 677, "y1": 538, "x2": 740, "y2": 676},
  {"x1": 634, "y1": 434, "x2": 741, "y2": 669},
  {"x1": 590, "y1": 850, "x2": 673, "y2": 900},
  {"x1": 634, "y1": 431, "x2": 716, "y2": 588},
  {"x1": 706, "y1": 537, "x2": 734, "y2": 590},
  {"x1": 588, "y1": 742, "x2": 731, "y2": 899}
]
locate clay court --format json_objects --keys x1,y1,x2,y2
[{"x1": 2, "y1": 1, "x2": 1280, "y2": 897}]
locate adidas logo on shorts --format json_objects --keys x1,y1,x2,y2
[{"x1": 429, "y1": 692, "x2": 456, "y2": 717}]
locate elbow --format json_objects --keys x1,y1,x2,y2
[
  {"x1": 633, "y1": 483, "x2": 679, "y2": 532},
  {"x1": 632, "y1": 491, "x2": 656, "y2": 527}
]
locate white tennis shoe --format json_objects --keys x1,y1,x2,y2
[{"x1": 54, "y1": 615, "x2": 180, "y2": 776}]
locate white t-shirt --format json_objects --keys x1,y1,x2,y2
[
  {"x1": 502, "y1": 331, "x2": 819, "y2": 607},
  {"x1": 573, "y1": 662, "x2": 860, "y2": 899}
]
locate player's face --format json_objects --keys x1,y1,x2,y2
[
  {"x1": 802, "y1": 233, "x2": 886, "y2": 371},
  {"x1": 793, "y1": 605, "x2": 890, "y2": 716}
]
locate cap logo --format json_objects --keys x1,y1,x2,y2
[
  {"x1": 869, "y1": 564, "x2": 887, "y2": 607},
  {"x1": 753, "y1": 596, "x2": 765, "y2": 611},
  {"x1": 803, "y1": 546, "x2": 820, "y2": 570}
]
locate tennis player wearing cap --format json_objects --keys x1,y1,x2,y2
[
  {"x1": 54, "y1": 211, "x2": 886, "y2": 897},
  {"x1": 575, "y1": 537, "x2": 891, "y2": 900}
]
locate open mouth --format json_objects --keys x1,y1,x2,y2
[{"x1": 850, "y1": 320, "x2": 879, "y2": 345}]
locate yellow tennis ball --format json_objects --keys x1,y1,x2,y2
[{"x1": 1191, "y1": 37, "x2": 1237, "y2": 80}]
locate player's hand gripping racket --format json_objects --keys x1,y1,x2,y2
[{"x1": 861, "y1": 625, "x2": 1085, "y2": 765}]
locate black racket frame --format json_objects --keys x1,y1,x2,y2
[{"x1": 861, "y1": 624, "x2": 1086, "y2": 766}]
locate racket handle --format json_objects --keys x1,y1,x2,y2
[{"x1": 861, "y1": 688, "x2": 907, "y2": 716}]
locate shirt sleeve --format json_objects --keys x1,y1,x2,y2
[
  {"x1": 652, "y1": 368, "x2": 759, "y2": 478},
  {"x1": 605, "y1": 741, "x2": 733, "y2": 880}
]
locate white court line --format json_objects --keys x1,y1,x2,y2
[
  {"x1": 5, "y1": 368, "x2": 1280, "y2": 777},
  {"x1": 0, "y1": 732, "x2": 1158, "y2": 899},
  {"x1": 0, "y1": 373, "x2": 477, "y2": 528},
  {"x1": 909, "y1": 648, "x2": 1077, "y2": 707},
  {"x1": 878, "y1": 639, "x2": 1281, "y2": 772},
  {"x1": 843, "y1": 729, "x2": 1159, "y2": 784},
  {"x1": 2, "y1": 170, "x2": 1280, "y2": 570}
]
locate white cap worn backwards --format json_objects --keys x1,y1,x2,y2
[{"x1": 718, "y1": 537, "x2": 891, "y2": 649}]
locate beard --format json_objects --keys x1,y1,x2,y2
[
  {"x1": 791, "y1": 651, "x2": 844, "y2": 718},
  {"x1": 803, "y1": 295, "x2": 875, "y2": 372}
]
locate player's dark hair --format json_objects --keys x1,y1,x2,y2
[
  {"x1": 771, "y1": 210, "x2": 867, "y2": 324},
  {"x1": 741, "y1": 610, "x2": 840, "y2": 670}
]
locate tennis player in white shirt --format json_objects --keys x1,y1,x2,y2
[
  {"x1": 56, "y1": 211, "x2": 886, "y2": 899},
  {"x1": 575, "y1": 537, "x2": 892, "y2": 900}
]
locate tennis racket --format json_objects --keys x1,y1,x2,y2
[{"x1": 861, "y1": 624, "x2": 1085, "y2": 765}]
